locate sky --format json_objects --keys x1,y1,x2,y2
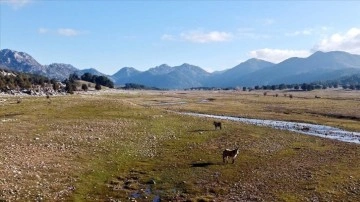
[{"x1": 1, "y1": 0, "x2": 360, "y2": 75}]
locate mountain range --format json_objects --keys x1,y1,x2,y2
[{"x1": 1, "y1": 48, "x2": 360, "y2": 89}]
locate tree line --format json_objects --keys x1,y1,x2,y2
[
  {"x1": 121, "y1": 83, "x2": 161, "y2": 90},
  {"x1": 0, "y1": 69, "x2": 59, "y2": 92},
  {"x1": 64, "y1": 73, "x2": 114, "y2": 94},
  {"x1": 187, "y1": 74, "x2": 360, "y2": 91},
  {"x1": 0, "y1": 69, "x2": 115, "y2": 94},
  {"x1": 243, "y1": 74, "x2": 360, "y2": 91},
  {"x1": 64, "y1": 73, "x2": 114, "y2": 89},
  {"x1": 79, "y1": 73, "x2": 114, "y2": 88}
]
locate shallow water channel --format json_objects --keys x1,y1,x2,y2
[{"x1": 181, "y1": 112, "x2": 360, "y2": 144}]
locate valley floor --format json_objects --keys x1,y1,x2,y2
[{"x1": 0, "y1": 89, "x2": 360, "y2": 201}]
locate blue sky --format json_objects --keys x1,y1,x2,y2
[{"x1": 1, "y1": 0, "x2": 360, "y2": 75}]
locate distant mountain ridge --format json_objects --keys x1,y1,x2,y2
[
  {"x1": 111, "y1": 67, "x2": 140, "y2": 84},
  {"x1": 2, "y1": 48, "x2": 360, "y2": 89},
  {"x1": 119, "y1": 63, "x2": 210, "y2": 89},
  {"x1": 239, "y1": 51, "x2": 360, "y2": 86},
  {"x1": 147, "y1": 64, "x2": 174, "y2": 75},
  {"x1": 0, "y1": 49, "x2": 46, "y2": 74},
  {"x1": 44, "y1": 63, "x2": 78, "y2": 80},
  {"x1": 206, "y1": 58, "x2": 275, "y2": 87},
  {"x1": 75, "y1": 68, "x2": 107, "y2": 77}
]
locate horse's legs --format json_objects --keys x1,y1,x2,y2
[{"x1": 223, "y1": 156, "x2": 228, "y2": 163}]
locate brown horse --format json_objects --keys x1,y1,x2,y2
[
  {"x1": 213, "y1": 121, "x2": 222, "y2": 130},
  {"x1": 223, "y1": 148, "x2": 239, "y2": 164}
]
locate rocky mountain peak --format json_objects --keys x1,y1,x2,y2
[
  {"x1": 148, "y1": 64, "x2": 174, "y2": 75},
  {"x1": 0, "y1": 49, "x2": 45, "y2": 73}
]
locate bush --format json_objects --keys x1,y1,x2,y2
[
  {"x1": 81, "y1": 84, "x2": 88, "y2": 91},
  {"x1": 95, "y1": 83, "x2": 101, "y2": 90}
]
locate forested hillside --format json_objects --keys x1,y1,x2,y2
[{"x1": 0, "y1": 68, "x2": 58, "y2": 92}]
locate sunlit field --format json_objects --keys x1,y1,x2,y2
[{"x1": 1, "y1": 89, "x2": 360, "y2": 201}]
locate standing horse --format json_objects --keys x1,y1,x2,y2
[
  {"x1": 223, "y1": 148, "x2": 239, "y2": 164},
  {"x1": 213, "y1": 121, "x2": 222, "y2": 130}
]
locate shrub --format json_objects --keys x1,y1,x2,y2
[
  {"x1": 82, "y1": 84, "x2": 88, "y2": 91},
  {"x1": 95, "y1": 83, "x2": 101, "y2": 90}
]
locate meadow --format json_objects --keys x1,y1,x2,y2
[{"x1": 1, "y1": 89, "x2": 360, "y2": 201}]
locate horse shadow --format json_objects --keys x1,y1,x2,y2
[
  {"x1": 188, "y1": 129, "x2": 213, "y2": 133},
  {"x1": 190, "y1": 162, "x2": 214, "y2": 167},
  {"x1": 190, "y1": 161, "x2": 223, "y2": 167}
]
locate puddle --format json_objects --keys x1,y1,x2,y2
[
  {"x1": 153, "y1": 195, "x2": 161, "y2": 202},
  {"x1": 130, "y1": 186, "x2": 160, "y2": 202},
  {"x1": 180, "y1": 112, "x2": 360, "y2": 144}
]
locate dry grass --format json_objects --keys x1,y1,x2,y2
[
  {"x1": 147, "y1": 89, "x2": 360, "y2": 131},
  {"x1": 0, "y1": 89, "x2": 360, "y2": 201}
]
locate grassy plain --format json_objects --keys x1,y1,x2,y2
[{"x1": 0, "y1": 89, "x2": 360, "y2": 201}]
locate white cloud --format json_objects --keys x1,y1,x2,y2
[
  {"x1": 122, "y1": 35, "x2": 137, "y2": 40},
  {"x1": 249, "y1": 48, "x2": 311, "y2": 63},
  {"x1": 313, "y1": 27, "x2": 360, "y2": 54},
  {"x1": 38, "y1": 27, "x2": 85, "y2": 37},
  {"x1": 321, "y1": 26, "x2": 331, "y2": 32},
  {"x1": 263, "y1": 18, "x2": 275, "y2": 26},
  {"x1": 246, "y1": 27, "x2": 360, "y2": 64},
  {"x1": 237, "y1": 28, "x2": 270, "y2": 39},
  {"x1": 285, "y1": 26, "x2": 334, "y2": 38},
  {"x1": 286, "y1": 28, "x2": 313, "y2": 37},
  {"x1": 180, "y1": 30, "x2": 233, "y2": 43},
  {"x1": 162, "y1": 28, "x2": 267, "y2": 43},
  {"x1": 1, "y1": 0, "x2": 31, "y2": 9},
  {"x1": 57, "y1": 28, "x2": 82, "y2": 37},
  {"x1": 161, "y1": 34, "x2": 176, "y2": 41},
  {"x1": 38, "y1": 28, "x2": 49, "y2": 34}
]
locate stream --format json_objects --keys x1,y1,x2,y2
[{"x1": 180, "y1": 112, "x2": 360, "y2": 144}]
